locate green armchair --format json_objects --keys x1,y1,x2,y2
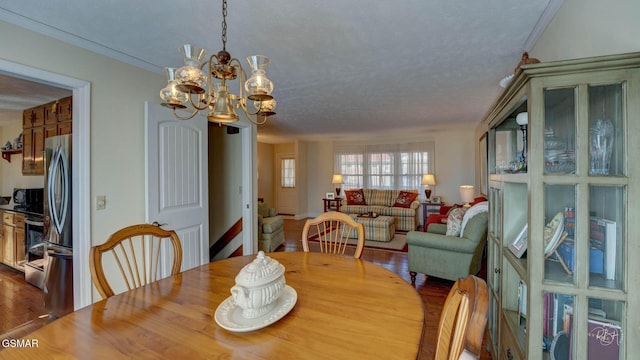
[
  {"x1": 407, "y1": 211, "x2": 488, "y2": 284},
  {"x1": 258, "y1": 202, "x2": 285, "y2": 252}
]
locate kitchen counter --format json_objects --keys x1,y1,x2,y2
[{"x1": 0, "y1": 204, "x2": 44, "y2": 217}]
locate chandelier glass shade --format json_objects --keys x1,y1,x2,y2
[{"x1": 160, "y1": 0, "x2": 275, "y2": 125}]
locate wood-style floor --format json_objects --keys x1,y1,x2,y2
[
  {"x1": 0, "y1": 264, "x2": 50, "y2": 338},
  {"x1": 1, "y1": 219, "x2": 493, "y2": 359}
]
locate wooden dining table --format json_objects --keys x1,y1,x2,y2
[{"x1": 0, "y1": 251, "x2": 425, "y2": 359}]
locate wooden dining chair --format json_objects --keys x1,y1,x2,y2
[
  {"x1": 434, "y1": 275, "x2": 489, "y2": 360},
  {"x1": 89, "y1": 224, "x2": 183, "y2": 299},
  {"x1": 301, "y1": 212, "x2": 365, "y2": 259}
]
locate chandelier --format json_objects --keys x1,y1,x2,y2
[{"x1": 160, "y1": 0, "x2": 276, "y2": 125}]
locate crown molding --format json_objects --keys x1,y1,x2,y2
[
  {"x1": 523, "y1": 0, "x2": 565, "y2": 51},
  {"x1": 0, "y1": 9, "x2": 162, "y2": 74}
]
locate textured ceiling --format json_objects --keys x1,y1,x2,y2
[{"x1": 0, "y1": 0, "x2": 561, "y2": 142}]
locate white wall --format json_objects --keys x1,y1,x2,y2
[
  {"x1": 303, "y1": 127, "x2": 477, "y2": 218},
  {"x1": 257, "y1": 142, "x2": 274, "y2": 206},
  {"x1": 0, "y1": 21, "x2": 166, "y2": 251},
  {"x1": 532, "y1": 0, "x2": 640, "y2": 61}
]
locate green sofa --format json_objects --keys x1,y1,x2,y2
[{"x1": 407, "y1": 211, "x2": 488, "y2": 284}]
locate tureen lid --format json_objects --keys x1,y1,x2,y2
[{"x1": 234, "y1": 251, "x2": 285, "y2": 287}]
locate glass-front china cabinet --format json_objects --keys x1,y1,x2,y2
[{"x1": 481, "y1": 52, "x2": 640, "y2": 360}]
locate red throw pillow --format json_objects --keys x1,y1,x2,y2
[
  {"x1": 345, "y1": 189, "x2": 367, "y2": 205},
  {"x1": 393, "y1": 191, "x2": 418, "y2": 208}
]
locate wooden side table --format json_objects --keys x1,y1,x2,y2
[
  {"x1": 422, "y1": 202, "x2": 443, "y2": 226},
  {"x1": 323, "y1": 197, "x2": 342, "y2": 212}
]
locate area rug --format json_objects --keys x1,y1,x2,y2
[{"x1": 307, "y1": 228, "x2": 408, "y2": 253}]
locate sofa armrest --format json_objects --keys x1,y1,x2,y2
[
  {"x1": 407, "y1": 231, "x2": 477, "y2": 253},
  {"x1": 427, "y1": 223, "x2": 447, "y2": 234}
]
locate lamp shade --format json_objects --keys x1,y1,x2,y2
[
  {"x1": 516, "y1": 112, "x2": 528, "y2": 126},
  {"x1": 421, "y1": 174, "x2": 436, "y2": 186},
  {"x1": 460, "y1": 185, "x2": 475, "y2": 204},
  {"x1": 332, "y1": 174, "x2": 343, "y2": 184}
]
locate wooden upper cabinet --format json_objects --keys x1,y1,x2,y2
[
  {"x1": 22, "y1": 96, "x2": 72, "y2": 175},
  {"x1": 23, "y1": 105, "x2": 46, "y2": 129},
  {"x1": 22, "y1": 126, "x2": 44, "y2": 175},
  {"x1": 57, "y1": 96, "x2": 72, "y2": 122},
  {"x1": 44, "y1": 101, "x2": 57, "y2": 125}
]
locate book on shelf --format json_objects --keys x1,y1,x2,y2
[
  {"x1": 590, "y1": 216, "x2": 617, "y2": 280},
  {"x1": 556, "y1": 238, "x2": 604, "y2": 275}
]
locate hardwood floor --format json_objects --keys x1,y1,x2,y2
[
  {"x1": 0, "y1": 219, "x2": 493, "y2": 359},
  {"x1": 0, "y1": 264, "x2": 50, "y2": 337}
]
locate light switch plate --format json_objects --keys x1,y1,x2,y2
[{"x1": 96, "y1": 195, "x2": 106, "y2": 210}]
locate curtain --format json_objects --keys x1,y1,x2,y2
[{"x1": 334, "y1": 141, "x2": 434, "y2": 190}]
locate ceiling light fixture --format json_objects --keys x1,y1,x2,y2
[{"x1": 160, "y1": 0, "x2": 276, "y2": 125}]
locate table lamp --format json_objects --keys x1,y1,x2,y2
[
  {"x1": 460, "y1": 185, "x2": 475, "y2": 208},
  {"x1": 421, "y1": 174, "x2": 436, "y2": 201},
  {"x1": 516, "y1": 111, "x2": 528, "y2": 171},
  {"x1": 331, "y1": 174, "x2": 343, "y2": 197}
]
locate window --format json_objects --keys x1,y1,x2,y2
[
  {"x1": 281, "y1": 158, "x2": 295, "y2": 188},
  {"x1": 334, "y1": 142, "x2": 433, "y2": 190}
]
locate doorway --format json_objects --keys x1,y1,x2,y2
[{"x1": 0, "y1": 59, "x2": 92, "y2": 311}]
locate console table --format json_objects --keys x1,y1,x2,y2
[
  {"x1": 322, "y1": 197, "x2": 342, "y2": 212},
  {"x1": 421, "y1": 202, "x2": 443, "y2": 227}
]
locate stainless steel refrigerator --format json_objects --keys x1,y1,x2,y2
[{"x1": 43, "y1": 134, "x2": 73, "y2": 317}]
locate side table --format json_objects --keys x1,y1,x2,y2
[
  {"x1": 422, "y1": 202, "x2": 443, "y2": 228},
  {"x1": 323, "y1": 197, "x2": 342, "y2": 212}
]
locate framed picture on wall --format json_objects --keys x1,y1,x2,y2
[{"x1": 326, "y1": 192, "x2": 335, "y2": 200}]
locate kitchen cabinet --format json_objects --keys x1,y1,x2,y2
[
  {"x1": 22, "y1": 96, "x2": 72, "y2": 175},
  {"x1": 0, "y1": 211, "x2": 25, "y2": 271},
  {"x1": 481, "y1": 52, "x2": 640, "y2": 359}
]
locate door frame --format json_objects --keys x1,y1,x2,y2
[
  {"x1": 228, "y1": 121, "x2": 258, "y2": 256},
  {"x1": 0, "y1": 59, "x2": 92, "y2": 310}
]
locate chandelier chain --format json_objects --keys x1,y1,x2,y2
[{"x1": 221, "y1": 0, "x2": 228, "y2": 51}]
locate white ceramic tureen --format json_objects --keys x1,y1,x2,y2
[{"x1": 230, "y1": 251, "x2": 286, "y2": 319}]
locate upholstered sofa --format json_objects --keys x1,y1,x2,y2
[
  {"x1": 407, "y1": 202, "x2": 488, "y2": 283},
  {"x1": 258, "y1": 202, "x2": 284, "y2": 252},
  {"x1": 340, "y1": 189, "x2": 420, "y2": 231}
]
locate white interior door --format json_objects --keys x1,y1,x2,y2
[
  {"x1": 145, "y1": 102, "x2": 208, "y2": 273},
  {"x1": 276, "y1": 154, "x2": 297, "y2": 215}
]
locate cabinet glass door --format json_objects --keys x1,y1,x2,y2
[
  {"x1": 543, "y1": 184, "x2": 576, "y2": 284},
  {"x1": 586, "y1": 298, "x2": 624, "y2": 360},
  {"x1": 588, "y1": 84, "x2": 624, "y2": 176},
  {"x1": 589, "y1": 186, "x2": 624, "y2": 290},
  {"x1": 544, "y1": 87, "x2": 576, "y2": 175}
]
